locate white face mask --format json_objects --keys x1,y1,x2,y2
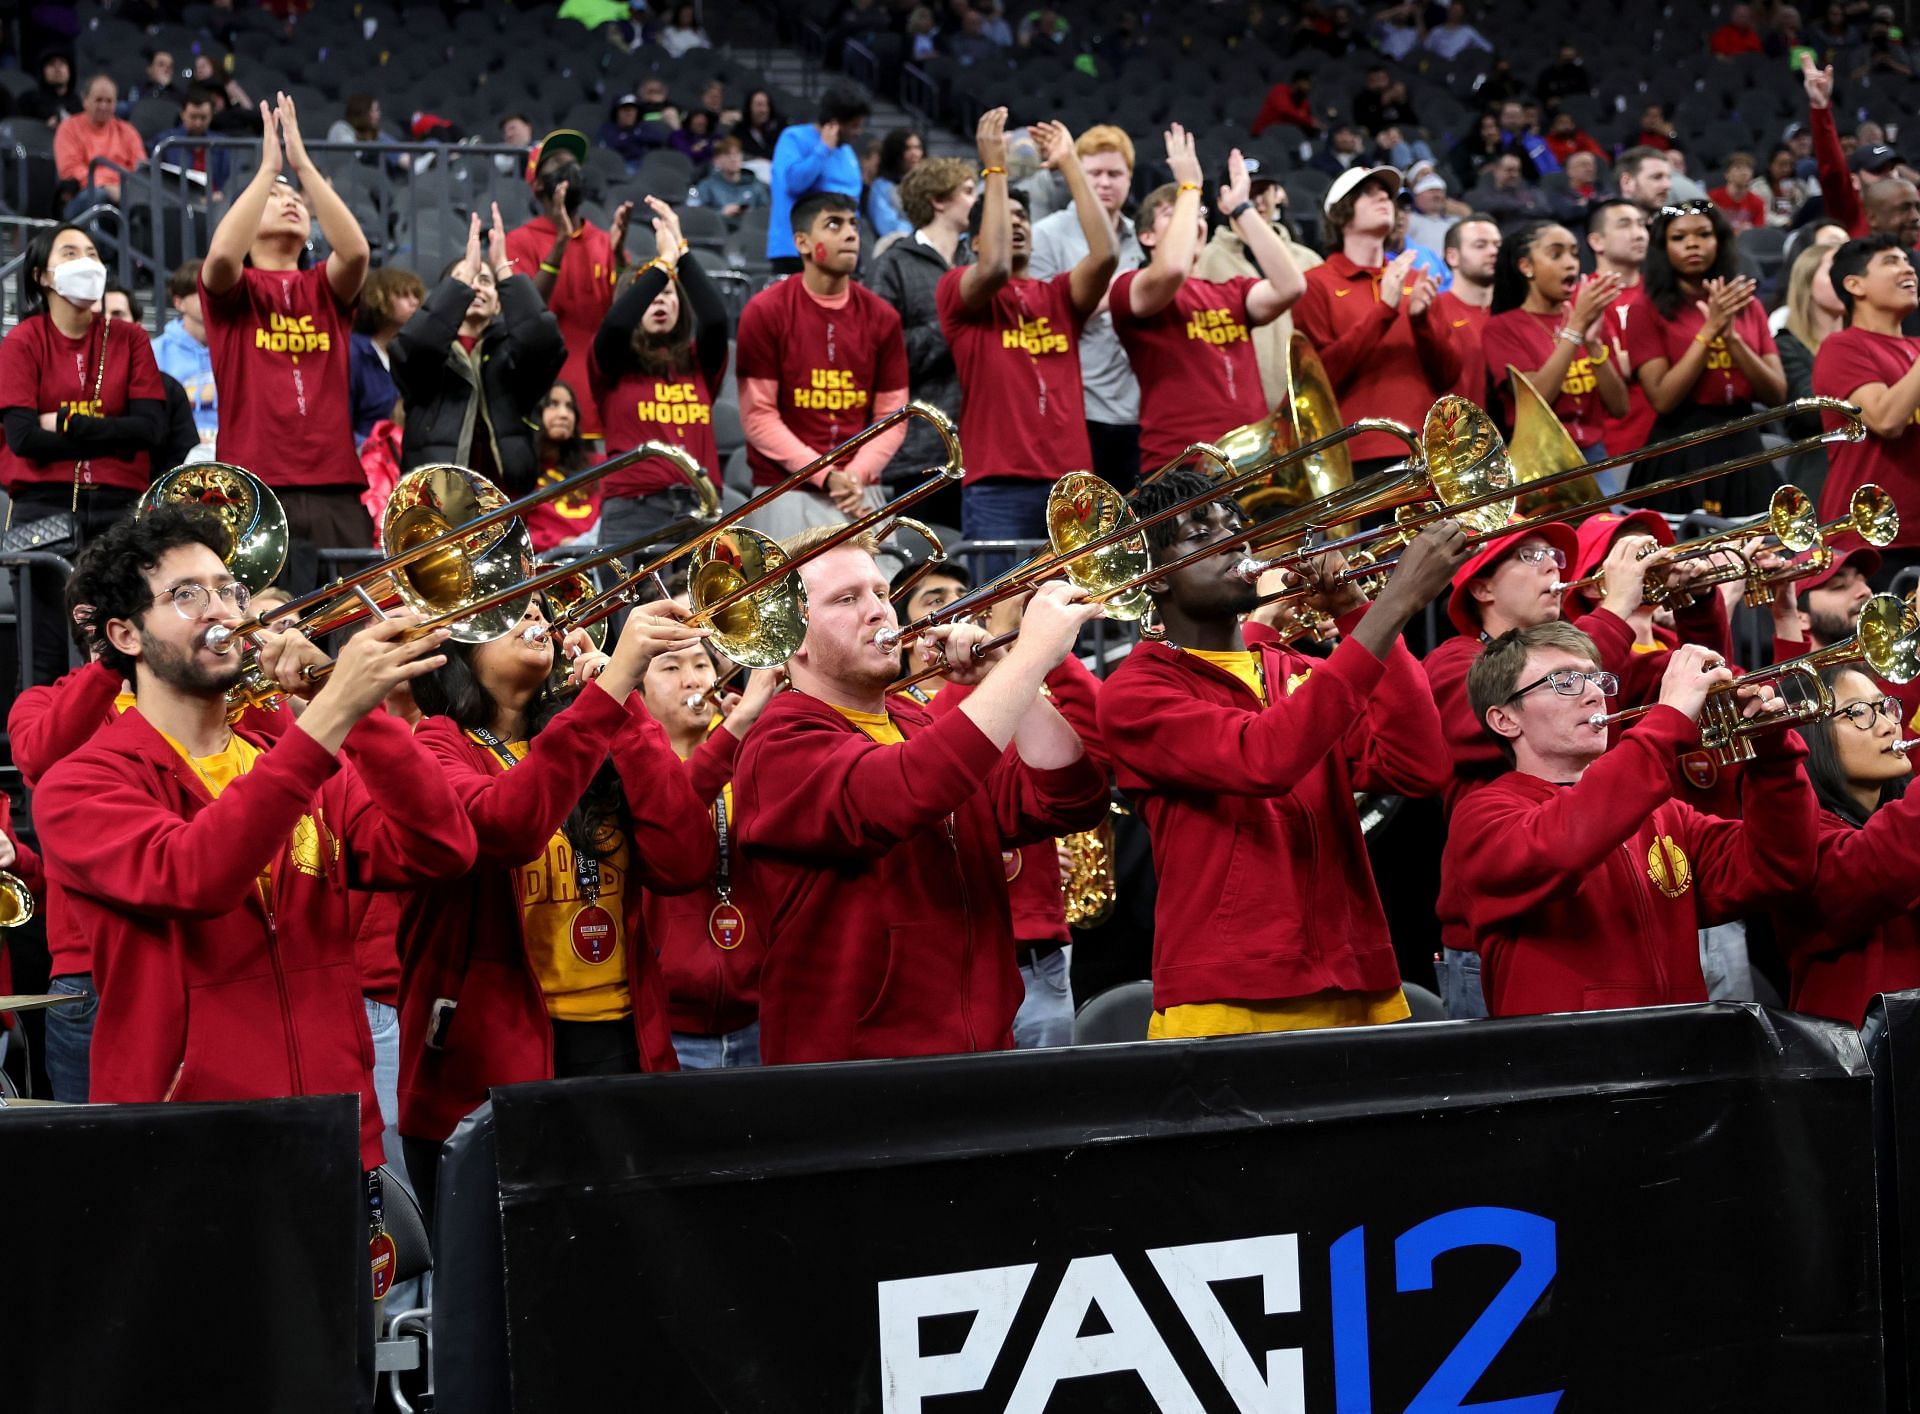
[{"x1": 50, "y1": 256, "x2": 107, "y2": 305}]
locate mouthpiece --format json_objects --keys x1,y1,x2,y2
[
  {"x1": 1234, "y1": 556, "x2": 1271, "y2": 583},
  {"x1": 684, "y1": 693, "x2": 707, "y2": 710},
  {"x1": 1550, "y1": 580, "x2": 1573, "y2": 594},
  {"x1": 204, "y1": 624, "x2": 234, "y2": 649},
  {"x1": 1895, "y1": 739, "x2": 1918, "y2": 757},
  {"x1": 1586, "y1": 712, "x2": 1612, "y2": 728},
  {"x1": 520, "y1": 624, "x2": 550, "y2": 645},
  {"x1": 873, "y1": 626, "x2": 904, "y2": 653}
]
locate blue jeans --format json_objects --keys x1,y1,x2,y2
[
  {"x1": 1013, "y1": 946, "x2": 1074, "y2": 1049},
  {"x1": 672, "y1": 1020, "x2": 762, "y2": 1069},
  {"x1": 962, "y1": 477, "x2": 1054, "y2": 582},
  {"x1": 1436, "y1": 948, "x2": 1488, "y2": 1020},
  {"x1": 44, "y1": 973, "x2": 98, "y2": 1102}
]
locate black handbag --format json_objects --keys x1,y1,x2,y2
[{"x1": 0, "y1": 511, "x2": 80, "y2": 557}]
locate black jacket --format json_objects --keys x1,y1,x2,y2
[
  {"x1": 868, "y1": 231, "x2": 969, "y2": 483},
  {"x1": 390, "y1": 272, "x2": 565, "y2": 495}
]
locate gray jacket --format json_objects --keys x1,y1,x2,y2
[
  {"x1": 868, "y1": 230, "x2": 970, "y2": 483},
  {"x1": 1028, "y1": 206, "x2": 1142, "y2": 425}
]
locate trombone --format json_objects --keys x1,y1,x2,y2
[
  {"x1": 1588, "y1": 592, "x2": 1920, "y2": 765},
  {"x1": 881, "y1": 516, "x2": 949, "y2": 609}
]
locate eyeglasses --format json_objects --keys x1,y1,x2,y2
[
  {"x1": 1512, "y1": 545, "x2": 1567, "y2": 569},
  {"x1": 152, "y1": 581, "x2": 250, "y2": 618},
  {"x1": 1658, "y1": 199, "x2": 1714, "y2": 220},
  {"x1": 1506, "y1": 669, "x2": 1619, "y2": 703},
  {"x1": 1835, "y1": 696, "x2": 1902, "y2": 731}
]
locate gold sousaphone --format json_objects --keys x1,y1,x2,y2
[
  {"x1": 137, "y1": 462, "x2": 290, "y2": 591},
  {"x1": 1506, "y1": 366, "x2": 1606, "y2": 518},
  {"x1": 1222, "y1": 334, "x2": 1353, "y2": 521}
]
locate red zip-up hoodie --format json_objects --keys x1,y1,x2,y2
[
  {"x1": 1774, "y1": 798, "x2": 1920, "y2": 1025},
  {"x1": 1098, "y1": 613, "x2": 1451, "y2": 1009},
  {"x1": 646, "y1": 723, "x2": 769, "y2": 1037},
  {"x1": 734, "y1": 689, "x2": 1109, "y2": 1065},
  {"x1": 395, "y1": 682, "x2": 717, "y2": 1144},
  {"x1": 927, "y1": 656, "x2": 1108, "y2": 946},
  {"x1": 1444, "y1": 705, "x2": 1817, "y2": 1017},
  {"x1": 35, "y1": 708, "x2": 477, "y2": 1169}
]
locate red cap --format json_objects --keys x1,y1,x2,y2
[
  {"x1": 1561, "y1": 510, "x2": 1673, "y2": 610},
  {"x1": 1797, "y1": 533, "x2": 1882, "y2": 592},
  {"x1": 1447, "y1": 520, "x2": 1581, "y2": 636}
]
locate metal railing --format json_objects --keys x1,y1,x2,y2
[{"x1": 899, "y1": 63, "x2": 939, "y2": 125}]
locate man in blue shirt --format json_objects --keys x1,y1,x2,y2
[
  {"x1": 767, "y1": 87, "x2": 870, "y2": 272},
  {"x1": 151, "y1": 260, "x2": 218, "y2": 447}
]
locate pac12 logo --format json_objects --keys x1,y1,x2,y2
[{"x1": 877, "y1": 1206, "x2": 1560, "y2": 1412}]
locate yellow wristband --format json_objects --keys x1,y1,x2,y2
[
  {"x1": 1589, "y1": 341, "x2": 1610, "y2": 364},
  {"x1": 1178, "y1": 181, "x2": 1202, "y2": 192},
  {"x1": 1694, "y1": 332, "x2": 1712, "y2": 346},
  {"x1": 980, "y1": 165, "x2": 1006, "y2": 177},
  {"x1": 539, "y1": 261, "x2": 562, "y2": 275}
]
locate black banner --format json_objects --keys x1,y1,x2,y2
[
  {"x1": 1864, "y1": 988, "x2": 1920, "y2": 1412},
  {"x1": 483, "y1": 1004, "x2": 1881, "y2": 1411},
  {"x1": 3, "y1": 1094, "x2": 368, "y2": 1412}
]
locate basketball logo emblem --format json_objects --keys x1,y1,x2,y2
[{"x1": 1646, "y1": 835, "x2": 1692, "y2": 898}]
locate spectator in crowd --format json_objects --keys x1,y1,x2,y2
[
  {"x1": 1500, "y1": 99, "x2": 1560, "y2": 175},
  {"x1": 1544, "y1": 110, "x2": 1606, "y2": 168},
  {"x1": 906, "y1": 4, "x2": 940, "y2": 60},
  {"x1": 733, "y1": 88, "x2": 785, "y2": 163},
  {"x1": 695, "y1": 136, "x2": 769, "y2": 221},
  {"x1": 1711, "y1": 152, "x2": 1769, "y2": 231},
  {"x1": 1625, "y1": 201, "x2": 1785, "y2": 518},
  {"x1": 1434, "y1": 212, "x2": 1500, "y2": 403},
  {"x1": 736, "y1": 192, "x2": 909, "y2": 538},
  {"x1": 1776, "y1": 236, "x2": 1850, "y2": 495},
  {"x1": 1448, "y1": 626, "x2": 1814, "y2": 1019},
  {"x1": 1813, "y1": 235, "x2": 1920, "y2": 579},
  {"x1": 1111, "y1": 128, "x2": 1306, "y2": 481},
  {"x1": 1018, "y1": 5, "x2": 1072, "y2": 48},
  {"x1": 1372, "y1": 1, "x2": 1425, "y2": 60},
  {"x1": 1616, "y1": 146, "x2": 1674, "y2": 214},
  {"x1": 870, "y1": 155, "x2": 975, "y2": 518},
  {"x1": 1665, "y1": 147, "x2": 1711, "y2": 203},
  {"x1": 525, "y1": 382, "x2": 602, "y2": 552},
  {"x1": 499, "y1": 112, "x2": 534, "y2": 152},
  {"x1": 392, "y1": 206, "x2": 565, "y2": 499},
  {"x1": 1197, "y1": 160, "x2": 1324, "y2": 409},
  {"x1": 1555, "y1": 151, "x2": 1604, "y2": 221},
  {"x1": 659, "y1": 2, "x2": 713, "y2": 55},
  {"x1": 328, "y1": 92, "x2": 407, "y2": 177},
  {"x1": 1470, "y1": 151, "x2": 1550, "y2": 227},
  {"x1": 600, "y1": 94, "x2": 659, "y2": 171},
  {"x1": 153, "y1": 259, "x2": 218, "y2": 450},
  {"x1": 1252, "y1": 70, "x2": 1319, "y2": 137},
  {"x1": 120, "y1": 47, "x2": 183, "y2": 114},
  {"x1": 1712, "y1": 2, "x2": 1767, "y2": 56},
  {"x1": 1388, "y1": 195, "x2": 1450, "y2": 289},
  {"x1": 1536, "y1": 43, "x2": 1591, "y2": 101},
  {"x1": 939, "y1": 110, "x2": 1115, "y2": 545},
  {"x1": 1310, "y1": 124, "x2": 1369, "y2": 179},
  {"x1": 189, "y1": 53, "x2": 252, "y2": 118},
  {"x1": 767, "y1": 87, "x2": 870, "y2": 272},
  {"x1": 699, "y1": 79, "x2": 736, "y2": 130},
  {"x1": 0, "y1": 224, "x2": 164, "y2": 686},
  {"x1": 672, "y1": 108, "x2": 718, "y2": 174},
  {"x1": 55, "y1": 75, "x2": 146, "y2": 211},
  {"x1": 350, "y1": 266, "x2": 424, "y2": 448},
  {"x1": 151, "y1": 86, "x2": 232, "y2": 200},
  {"x1": 1481, "y1": 221, "x2": 1629, "y2": 460},
  {"x1": 201, "y1": 94, "x2": 371, "y2": 595},
  {"x1": 507, "y1": 130, "x2": 635, "y2": 448},
  {"x1": 1848, "y1": 8, "x2": 1913, "y2": 78},
  {"x1": 945, "y1": 6, "x2": 1005, "y2": 66},
  {"x1": 1353, "y1": 65, "x2": 1411, "y2": 136},
  {"x1": 590, "y1": 199, "x2": 732, "y2": 551},
  {"x1": 103, "y1": 282, "x2": 198, "y2": 476},
  {"x1": 1298, "y1": 1, "x2": 1364, "y2": 56},
  {"x1": 1768, "y1": 4, "x2": 1812, "y2": 61},
  {"x1": 868, "y1": 128, "x2": 923, "y2": 240},
  {"x1": 1424, "y1": 1, "x2": 1493, "y2": 57},
  {"x1": 1030, "y1": 123, "x2": 1145, "y2": 491},
  {"x1": 1405, "y1": 168, "x2": 1459, "y2": 250},
  {"x1": 18, "y1": 50, "x2": 82, "y2": 127},
  {"x1": 1451, "y1": 112, "x2": 1527, "y2": 192},
  {"x1": 1295, "y1": 165, "x2": 1461, "y2": 473},
  {"x1": 1756, "y1": 144, "x2": 1812, "y2": 226},
  {"x1": 1587, "y1": 198, "x2": 1657, "y2": 462},
  {"x1": 1622, "y1": 102, "x2": 1676, "y2": 154},
  {"x1": 1811, "y1": 0, "x2": 1856, "y2": 56}
]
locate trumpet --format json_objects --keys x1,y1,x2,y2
[
  {"x1": 1550, "y1": 485, "x2": 1819, "y2": 610},
  {"x1": 1587, "y1": 593, "x2": 1920, "y2": 766},
  {"x1": 1765, "y1": 483, "x2": 1900, "y2": 587}
]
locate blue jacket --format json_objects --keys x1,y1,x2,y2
[
  {"x1": 152, "y1": 318, "x2": 218, "y2": 440},
  {"x1": 767, "y1": 124, "x2": 863, "y2": 260}
]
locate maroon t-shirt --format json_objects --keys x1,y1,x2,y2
[
  {"x1": 1433, "y1": 290, "x2": 1491, "y2": 406},
  {"x1": 1623, "y1": 297, "x2": 1777, "y2": 408},
  {"x1": 589, "y1": 351, "x2": 720, "y2": 499},
  {"x1": 733, "y1": 277, "x2": 908, "y2": 487},
  {"x1": 1109, "y1": 271, "x2": 1266, "y2": 467},
  {"x1": 0, "y1": 313, "x2": 164, "y2": 492},
  {"x1": 200, "y1": 263, "x2": 360, "y2": 489},
  {"x1": 935, "y1": 268, "x2": 1091, "y2": 483},
  {"x1": 1480, "y1": 306, "x2": 1610, "y2": 447},
  {"x1": 1814, "y1": 325, "x2": 1920, "y2": 548}
]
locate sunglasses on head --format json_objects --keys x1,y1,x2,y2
[{"x1": 1658, "y1": 199, "x2": 1714, "y2": 220}]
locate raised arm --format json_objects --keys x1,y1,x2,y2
[
  {"x1": 201, "y1": 100, "x2": 283, "y2": 296},
  {"x1": 1220, "y1": 148, "x2": 1304, "y2": 322},
  {"x1": 1033, "y1": 119, "x2": 1116, "y2": 319},
  {"x1": 274, "y1": 92, "x2": 369, "y2": 306},
  {"x1": 1802, "y1": 54, "x2": 1864, "y2": 235},
  {"x1": 1126, "y1": 124, "x2": 1206, "y2": 320},
  {"x1": 957, "y1": 107, "x2": 1014, "y2": 313}
]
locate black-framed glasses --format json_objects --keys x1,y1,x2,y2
[
  {"x1": 1658, "y1": 199, "x2": 1714, "y2": 220},
  {"x1": 1506, "y1": 668, "x2": 1619, "y2": 704},
  {"x1": 1836, "y1": 696, "x2": 1902, "y2": 731},
  {"x1": 152, "y1": 581, "x2": 250, "y2": 619}
]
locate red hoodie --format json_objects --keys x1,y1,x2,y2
[
  {"x1": 1444, "y1": 705, "x2": 1817, "y2": 1017},
  {"x1": 35, "y1": 709, "x2": 477, "y2": 1168},
  {"x1": 928, "y1": 656, "x2": 1107, "y2": 946},
  {"x1": 734, "y1": 689, "x2": 1109, "y2": 1064},
  {"x1": 1097, "y1": 613, "x2": 1450, "y2": 1009},
  {"x1": 1775, "y1": 798, "x2": 1920, "y2": 1025},
  {"x1": 646, "y1": 723, "x2": 770, "y2": 1037},
  {"x1": 395, "y1": 682, "x2": 717, "y2": 1144}
]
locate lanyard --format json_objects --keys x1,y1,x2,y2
[
  {"x1": 712, "y1": 786, "x2": 732, "y2": 900},
  {"x1": 468, "y1": 727, "x2": 602, "y2": 903}
]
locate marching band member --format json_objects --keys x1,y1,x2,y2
[
  {"x1": 639, "y1": 646, "x2": 787, "y2": 1069},
  {"x1": 1097, "y1": 470, "x2": 1469, "y2": 1037},
  {"x1": 1774, "y1": 662, "x2": 1920, "y2": 1024},
  {"x1": 1447, "y1": 623, "x2": 1816, "y2": 1016},
  {"x1": 34, "y1": 506, "x2": 474, "y2": 1172},
  {"x1": 396, "y1": 595, "x2": 716, "y2": 1209},
  {"x1": 733, "y1": 527, "x2": 1109, "y2": 1064}
]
